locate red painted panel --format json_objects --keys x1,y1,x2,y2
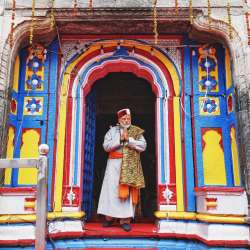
[
  {"x1": 167, "y1": 98, "x2": 176, "y2": 183},
  {"x1": 62, "y1": 186, "x2": 80, "y2": 207},
  {"x1": 0, "y1": 187, "x2": 36, "y2": 193},
  {"x1": 63, "y1": 97, "x2": 73, "y2": 187},
  {"x1": 158, "y1": 184, "x2": 176, "y2": 205},
  {"x1": 194, "y1": 186, "x2": 244, "y2": 193}
]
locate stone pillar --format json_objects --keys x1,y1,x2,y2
[
  {"x1": 0, "y1": 44, "x2": 10, "y2": 159},
  {"x1": 236, "y1": 49, "x2": 250, "y2": 199}
]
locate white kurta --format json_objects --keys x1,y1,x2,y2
[{"x1": 97, "y1": 126, "x2": 147, "y2": 218}]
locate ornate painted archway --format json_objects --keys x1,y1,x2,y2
[{"x1": 54, "y1": 39, "x2": 184, "y2": 214}]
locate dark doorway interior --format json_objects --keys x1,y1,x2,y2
[{"x1": 87, "y1": 72, "x2": 156, "y2": 222}]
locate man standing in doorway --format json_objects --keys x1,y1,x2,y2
[{"x1": 97, "y1": 108, "x2": 146, "y2": 232}]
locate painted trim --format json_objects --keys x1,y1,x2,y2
[
  {"x1": 194, "y1": 186, "x2": 244, "y2": 192},
  {"x1": 0, "y1": 211, "x2": 85, "y2": 224},
  {"x1": 12, "y1": 55, "x2": 20, "y2": 92},
  {"x1": 0, "y1": 237, "x2": 248, "y2": 249},
  {"x1": 47, "y1": 40, "x2": 59, "y2": 211},
  {"x1": 183, "y1": 97, "x2": 195, "y2": 211},
  {"x1": 173, "y1": 97, "x2": 184, "y2": 211},
  {"x1": 225, "y1": 48, "x2": 232, "y2": 90},
  {"x1": 155, "y1": 211, "x2": 247, "y2": 224},
  {"x1": 0, "y1": 187, "x2": 36, "y2": 193}
]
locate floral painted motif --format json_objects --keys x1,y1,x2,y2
[
  {"x1": 26, "y1": 74, "x2": 43, "y2": 90},
  {"x1": 199, "y1": 56, "x2": 216, "y2": 72},
  {"x1": 27, "y1": 56, "x2": 43, "y2": 73},
  {"x1": 25, "y1": 98, "x2": 42, "y2": 113},
  {"x1": 202, "y1": 98, "x2": 217, "y2": 113},
  {"x1": 199, "y1": 75, "x2": 217, "y2": 91}
]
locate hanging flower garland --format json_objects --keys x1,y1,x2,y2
[
  {"x1": 29, "y1": 0, "x2": 35, "y2": 46},
  {"x1": 175, "y1": 0, "x2": 179, "y2": 15},
  {"x1": 153, "y1": 0, "x2": 158, "y2": 45},
  {"x1": 50, "y1": 0, "x2": 55, "y2": 30},
  {"x1": 227, "y1": 0, "x2": 232, "y2": 39},
  {"x1": 207, "y1": 0, "x2": 211, "y2": 29},
  {"x1": 189, "y1": 0, "x2": 193, "y2": 24},
  {"x1": 73, "y1": 0, "x2": 77, "y2": 15},
  {"x1": 244, "y1": 0, "x2": 250, "y2": 45},
  {"x1": 9, "y1": 0, "x2": 16, "y2": 48},
  {"x1": 89, "y1": 0, "x2": 93, "y2": 9}
]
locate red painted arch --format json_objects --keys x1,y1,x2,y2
[
  {"x1": 67, "y1": 45, "x2": 176, "y2": 97},
  {"x1": 82, "y1": 60, "x2": 159, "y2": 98}
]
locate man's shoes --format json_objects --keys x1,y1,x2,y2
[
  {"x1": 120, "y1": 223, "x2": 131, "y2": 232},
  {"x1": 102, "y1": 220, "x2": 114, "y2": 227}
]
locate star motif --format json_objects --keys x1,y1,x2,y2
[
  {"x1": 162, "y1": 186, "x2": 173, "y2": 203},
  {"x1": 67, "y1": 189, "x2": 76, "y2": 205}
]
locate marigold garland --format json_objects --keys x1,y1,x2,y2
[
  {"x1": 50, "y1": 0, "x2": 55, "y2": 30},
  {"x1": 89, "y1": 0, "x2": 93, "y2": 8},
  {"x1": 73, "y1": 0, "x2": 77, "y2": 15},
  {"x1": 244, "y1": 0, "x2": 250, "y2": 45},
  {"x1": 227, "y1": 1, "x2": 232, "y2": 39},
  {"x1": 153, "y1": 0, "x2": 158, "y2": 45},
  {"x1": 207, "y1": 0, "x2": 211, "y2": 29},
  {"x1": 9, "y1": 0, "x2": 16, "y2": 48},
  {"x1": 29, "y1": 0, "x2": 35, "y2": 46},
  {"x1": 175, "y1": 0, "x2": 179, "y2": 15},
  {"x1": 189, "y1": 0, "x2": 193, "y2": 24}
]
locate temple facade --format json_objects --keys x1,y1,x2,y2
[{"x1": 0, "y1": 1, "x2": 249, "y2": 249}]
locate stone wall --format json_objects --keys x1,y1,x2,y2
[{"x1": 237, "y1": 53, "x2": 250, "y2": 195}]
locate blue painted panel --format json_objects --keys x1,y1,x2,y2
[
  {"x1": 46, "y1": 40, "x2": 59, "y2": 210},
  {"x1": 192, "y1": 48, "x2": 200, "y2": 97},
  {"x1": 82, "y1": 90, "x2": 96, "y2": 219},
  {"x1": 48, "y1": 40, "x2": 59, "y2": 94},
  {"x1": 46, "y1": 93, "x2": 57, "y2": 211},
  {"x1": 217, "y1": 46, "x2": 226, "y2": 94},
  {"x1": 160, "y1": 97, "x2": 165, "y2": 184},
  {"x1": 18, "y1": 49, "x2": 28, "y2": 94},
  {"x1": 222, "y1": 125, "x2": 234, "y2": 186},
  {"x1": 2, "y1": 238, "x2": 247, "y2": 249},
  {"x1": 184, "y1": 96, "x2": 196, "y2": 211},
  {"x1": 183, "y1": 39, "x2": 192, "y2": 96}
]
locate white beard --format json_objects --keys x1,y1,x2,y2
[{"x1": 120, "y1": 123, "x2": 131, "y2": 129}]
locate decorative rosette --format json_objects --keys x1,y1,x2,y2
[
  {"x1": 26, "y1": 74, "x2": 43, "y2": 90},
  {"x1": 25, "y1": 98, "x2": 42, "y2": 113},
  {"x1": 199, "y1": 56, "x2": 216, "y2": 72},
  {"x1": 203, "y1": 98, "x2": 217, "y2": 113},
  {"x1": 27, "y1": 56, "x2": 43, "y2": 73},
  {"x1": 199, "y1": 75, "x2": 217, "y2": 91}
]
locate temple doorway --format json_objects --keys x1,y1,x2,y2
[{"x1": 83, "y1": 72, "x2": 156, "y2": 222}]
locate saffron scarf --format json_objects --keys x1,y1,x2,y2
[{"x1": 119, "y1": 125, "x2": 145, "y2": 204}]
